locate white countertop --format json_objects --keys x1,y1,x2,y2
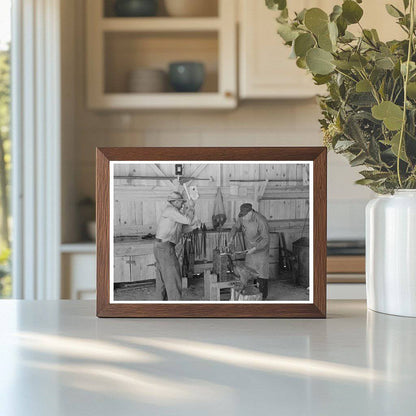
[{"x1": 0, "y1": 300, "x2": 415, "y2": 415}]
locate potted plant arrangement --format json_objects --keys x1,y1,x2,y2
[{"x1": 266, "y1": 0, "x2": 416, "y2": 316}]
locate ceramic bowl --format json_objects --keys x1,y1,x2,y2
[
  {"x1": 114, "y1": 0, "x2": 158, "y2": 17},
  {"x1": 127, "y1": 68, "x2": 167, "y2": 93},
  {"x1": 168, "y1": 62, "x2": 205, "y2": 93}
]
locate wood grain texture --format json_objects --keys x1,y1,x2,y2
[
  {"x1": 96, "y1": 147, "x2": 327, "y2": 318},
  {"x1": 327, "y1": 256, "x2": 365, "y2": 274},
  {"x1": 113, "y1": 162, "x2": 309, "y2": 236}
]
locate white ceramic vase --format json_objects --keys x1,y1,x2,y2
[{"x1": 366, "y1": 190, "x2": 416, "y2": 317}]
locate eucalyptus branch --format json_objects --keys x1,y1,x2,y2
[
  {"x1": 267, "y1": 0, "x2": 416, "y2": 192},
  {"x1": 397, "y1": 0, "x2": 415, "y2": 187},
  {"x1": 393, "y1": 86, "x2": 404, "y2": 103},
  {"x1": 358, "y1": 69, "x2": 381, "y2": 104},
  {"x1": 358, "y1": 22, "x2": 378, "y2": 49},
  {"x1": 334, "y1": 68, "x2": 358, "y2": 83},
  {"x1": 390, "y1": 79, "x2": 398, "y2": 101}
]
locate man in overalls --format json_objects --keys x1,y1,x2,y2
[
  {"x1": 153, "y1": 191, "x2": 200, "y2": 300},
  {"x1": 230, "y1": 203, "x2": 270, "y2": 300}
]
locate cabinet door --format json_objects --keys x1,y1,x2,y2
[
  {"x1": 130, "y1": 254, "x2": 157, "y2": 282},
  {"x1": 360, "y1": 0, "x2": 404, "y2": 41},
  {"x1": 114, "y1": 256, "x2": 132, "y2": 283},
  {"x1": 239, "y1": 0, "x2": 405, "y2": 99},
  {"x1": 239, "y1": 0, "x2": 322, "y2": 99}
]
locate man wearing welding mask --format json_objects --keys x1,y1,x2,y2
[
  {"x1": 230, "y1": 203, "x2": 270, "y2": 300},
  {"x1": 154, "y1": 191, "x2": 200, "y2": 300}
]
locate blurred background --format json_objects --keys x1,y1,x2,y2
[{"x1": 1, "y1": 0, "x2": 404, "y2": 300}]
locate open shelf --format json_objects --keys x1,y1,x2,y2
[
  {"x1": 103, "y1": 0, "x2": 219, "y2": 18},
  {"x1": 86, "y1": 0, "x2": 236, "y2": 109},
  {"x1": 101, "y1": 17, "x2": 221, "y2": 32},
  {"x1": 61, "y1": 242, "x2": 96, "y2": 253},
  {"x1": 104, "y1": 31, "x2": 218, "y2": 94},
  {"x1": 91, "y1": 93, "x2": 235, "y2": 109}
]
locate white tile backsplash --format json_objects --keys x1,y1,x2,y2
[
  {"x1": 328, "y1": 199, "x2": 368, "y2": 240},
  {"x1": 73, "y1": 100, "x2": 371, "y2": 241}
]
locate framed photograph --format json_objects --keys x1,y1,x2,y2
[{"x1": 96, "y1": 147, "x2": 327, "y2": 318}]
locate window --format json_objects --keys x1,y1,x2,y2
[{"x1": 0, "y1": 0, "x2": 11, "y2": 298}]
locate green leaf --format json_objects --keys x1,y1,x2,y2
[
  {"x1": 339, "y1": 31, "x2": 356, "y2": 42},
  {"x1": 369, "y1": 136, "x2": 381, "y2": 162},
  {"x1": 403, "y1": 0, "x2": 410, "y2": 9},
  {"x1": 313, "y1": 74, "x2": 332, "y2": 85},
  {"x1": 280, "y1": 8, "x2": 289, "y2": 19},
  {"x1": 328, "y1": 21, "x2": 338, "y2": 45},
  {"x1": 330, "y1": 5, "x2": 343, "y2": 22},
  {"x1": 379, "y1": 78, "x2": 386, "y2": 99},
  {"x1": 372, "y1": 101, "x2": 404, "y2": 130},
  {"x1": 371, "y1": 29, "x2": 380, "y2": 42},
  {"x1": 356, "y1": 79, "x2": 372, "y2": 92},
  {"x1": 296, "y1": 57, "x2": 307, "y2": 69},
  {"x1": 382, "y1": 132, "x2": 409, "y2": 162},
  {"x1": 295, "y1": 8, "x2": 307, "y2": 22},
  {"x1": 370, "y1": 67, "x2": 386, "y2": 84},
  {"x1": 362, "y1": 29, "x2": 375, "y2": 44},
  {"x1": 317, "y1": 23, "x2": 338, "y2": 52},
  {"x1": 318, "y1": 31, "x2": 334, "y2": 52},
  {"x1": 334, "y1": 139, "x2": 355, "y2": 152},
  {"x1": 350, "y1": 53, "x2": 368, "y2": 69},
  {"x1": 350, "y1": 152, "x2": 368, "y2": 167},
  {"x1": 375, "y1": 56, "x2": 395, "y2": 70},
  {"x1": 385, "y1": 4, "x2": 404, "y2": 18},
  {"x1": 333, "y1": 59, "x2": 353, "y2": 70},
  {"x1": 349, "y1": 92, "x2": 377, "y2": 107},
  {"x1": 306, "y1": 48, "x2": 335, "y2": 75},
  {"x1": 304, "y1": 8, "x2": 329, "y2": 35},
  {"x1": 342, "y1": 0, "x2": 364, "y2": 24},
  {"x1": 276, "y1": 8, "x2": 289, "y2": 23},
  {"x1": 355, "y1": 178, "x2": 377, "y2": 185},
  {"x1": 401, "y1": 61, "x2": 416, "y2": 76},
  {"x1": 294, "y1": 33, "x2": 315, "y2": 57},
  {"x1": 266, "y1": 0, "x2": 287, "y2": 11},
  {"x1": 277, "y1": 23, "x2": 299, "y2": 42},
  {"x1": 407, "y1": 82, "x2": 416, "y2": 99},
  {"x1": 344, "y1": 114, "x2": 368, "y2": 147},
  {"x1": 393, "y1": 61, "x2": 402, "y2": 79},
  {"x1": 359, "y1": 170, "x2": 391, "y2": 180},
  {"x1": 336, "y1": 15, "x2": 348, "y2": 36}
]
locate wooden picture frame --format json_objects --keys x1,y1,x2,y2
[{"x1": 96, "y1": 147, "x2": 327, "y2": 318}]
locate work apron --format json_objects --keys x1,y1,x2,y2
[
  {"x1": 245, "y1": 249, "x2": 269, "y2": 280},
  {"x1": 242, "y1": 217, "x2": 270, "y2": 280}
]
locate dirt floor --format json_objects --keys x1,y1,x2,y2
[{"x1": 114, "y1": 273, "x2": 309, "y2": 302}]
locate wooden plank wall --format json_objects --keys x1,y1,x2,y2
[
  {"x1": 113, "y1": 163, "x2": 310, "y2": 238},
  {"x1": 113, "y1": 163, "x2": 310, "y2": 283}
]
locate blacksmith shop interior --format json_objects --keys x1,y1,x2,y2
[{"x1": 113, "y1": 162, "x2": 310, "y2": 301}]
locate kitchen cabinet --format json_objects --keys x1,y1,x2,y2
[
  {"x1": 114, "y1": 239, "x2": 156, "y2": 283},
  {"x1": 238, "y1": 0, "x2": 404, "y2": 99},
  {"x1": 61, "y1": 248, "x2": 96, "y2": 300},
  {"x1": 86, "y1": 0, "x2": 237, "y2": 109},
  {"x1": 239, "y1": 0, "x2": 325, "y2": 99},
  {"x1": 85, "y1": 0, "x2": 407, "y2": 108}
]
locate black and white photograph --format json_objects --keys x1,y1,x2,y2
[{"x1": 110, "y1": 161, "x2": 313, "y2": 303}]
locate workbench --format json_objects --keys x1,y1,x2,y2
[{"x1": 1, "y1": 300, "x2": 415, "y2": 415}]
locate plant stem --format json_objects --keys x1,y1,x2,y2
[
  {"x1": 397, "y1": 0, "x2": 415, "y2": 188},
  {"x1": 334, "y1": 68, "x2": 357, "y2": 83},
  {"x1": 358, "y1": 69, "x2": 380, "y2": 104}
]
